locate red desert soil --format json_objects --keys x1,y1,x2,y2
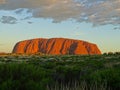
[{"x1": 12, "y1": 38, "x2": 101, "y2": 55}]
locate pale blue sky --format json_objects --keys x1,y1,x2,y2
[
  {"x1": 0, "y1": 18, "x2": 120, "y2": 53},
  {"x1": 0, "y1": 0, "x2": 120, "y2": 53}
]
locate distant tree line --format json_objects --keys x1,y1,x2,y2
[{"x1": 103, "y1": 52, "x2": 120, "y2": 55}]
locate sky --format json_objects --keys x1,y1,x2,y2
[{"x1": 0, "y1": 0, "x2": 120, "y2": 53}]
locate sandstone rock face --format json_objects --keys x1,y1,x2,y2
[{"x1": 12, "y1": 38, "x2": 101, "y2": 55}]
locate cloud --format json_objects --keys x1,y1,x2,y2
[
  {"x1": 0, "y1": 0, "x2": 120, "y2": 26},
  {"x1": 0, "y1": 16, "x2": 17, "y2": 24},
  {"x1": 27, "y1": 21, "x2": 33, "y2": 24},
  {"x1": 114, "y1": 27, "x2": 120, "y2": 30},
  {"x1": 0, "y1": 0, "x2": 6, "y2": 4},
  {"x1": 0, "y1": 9, "x2": 32, "y2": 24}
]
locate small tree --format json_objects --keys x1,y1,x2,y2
[
  {"x1": 108, "y1": 52, "x2": 114, "y2": 55},
  {"x1": 114, "y1": 52, "x2": 120, "y2": 55}
]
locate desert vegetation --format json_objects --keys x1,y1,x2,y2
[{"x1": 0, "y1": 53, "x2": 120, "y2": 90}]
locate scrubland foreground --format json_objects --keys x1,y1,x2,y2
[{"x1": 0, "y1": 53, "x2": 120, "y2": 90}]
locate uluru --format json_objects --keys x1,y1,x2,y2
[{"x1": 12, "y1": 38, "x2": 101, "y2": 55}]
